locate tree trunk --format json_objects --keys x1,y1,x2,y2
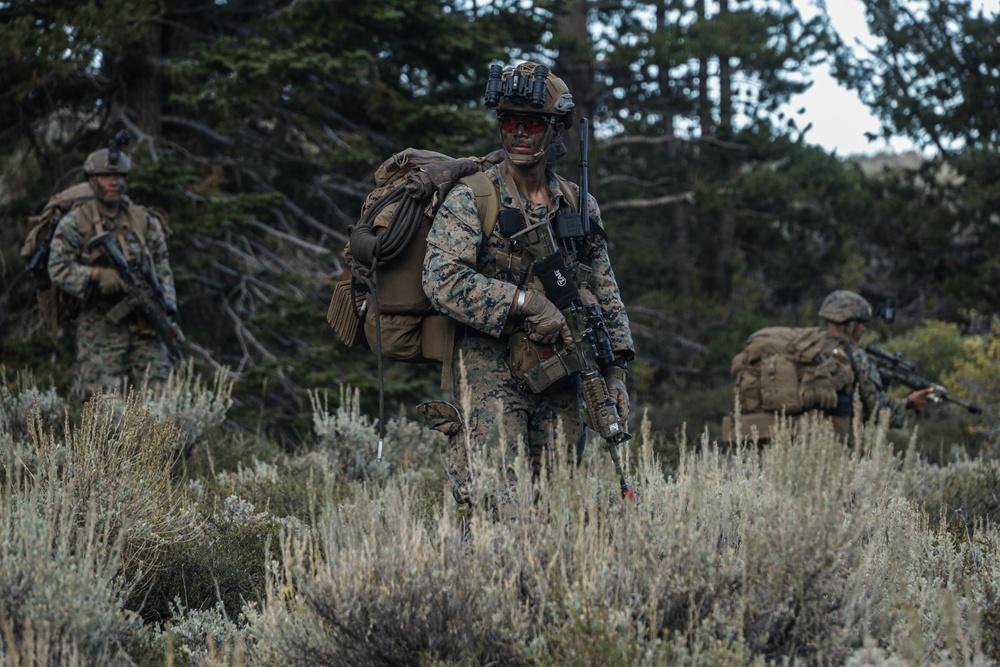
[
  {"x1": 718, "y1": 0, "x2": 732, "y2": 136},
  {"x1": 697, "y1": 0, "x2": 711, "y2": 137},
  {"x1": 658, "y1": 0, "x2": 691, "y2": 295},
  {"x1": 554, "y1": 0, "x2": 593, "y2": 162},
  {"x1": 127, "y1": 19, "x2": 163, "y2": 137}
]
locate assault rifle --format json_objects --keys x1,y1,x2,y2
[
  {"x1": 86, "y1": 231, "x2": 186, "y2": 362},
  {"x1": 510, "y1": 120, "x2": 635, "y2": 501},
  {"x1": 865, "y1": 344, "x2": 981, "y2": 414}
]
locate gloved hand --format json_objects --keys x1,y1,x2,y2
[
  {"x1": 522, "y1": 290, "x2": 574, "y2": 349},
  {"x1": 800, "y1": 373, "x2": 838, "y2": 410},
  {"x1": 94, "y1": 268, "x2": 126, "y2": 295},
  {"x1": 604, "y1": 365, "x2": 629, "y2": 424},
  {"x1": 906, "y1": 386, "x2": 936, "y2": 412}
]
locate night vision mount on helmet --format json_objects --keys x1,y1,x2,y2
[
  {"x1": 484, "y1": 61, "x2": 575, "y2": 121},
  {"x1": 83, "y1": 130, "x2": 132, "y2": 176}
]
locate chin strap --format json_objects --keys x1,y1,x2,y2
[{"x1": 505, "y1": 147, "x2": 547, "y2": 166}]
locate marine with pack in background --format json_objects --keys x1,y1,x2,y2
[
  {"x1": 420, "y1": 61, "x2": 634, "y2": 512},
  {"x1": 44, "y1": 134, "x2": 181, "y2": 399},
  {"x1": 723, "y1": 289, "x2": 934, "y2": 443},
  {"x1": 818, "y1": 290, "x2": 934, "y2": 429}
]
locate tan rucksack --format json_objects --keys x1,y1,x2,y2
[
  {"x1": 730, "y1": 326, "x2": 854, "y2": 415},
  {"x1": 327, "y1": 147, "x2": 583, "y2": 390},
  {"x1": 327, "y1": 148, "x2": 507, "y2": 390}
]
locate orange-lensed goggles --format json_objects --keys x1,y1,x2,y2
[{"x1": 498, "y1": 113, "x2": 551, "y2": 134}]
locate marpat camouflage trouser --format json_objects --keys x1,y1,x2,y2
[
  {"x1": 72, "y1": 307, "x2": 172, "y2": 399},
  {"x1": 446, "y1": 335, "x2": 585, "y2": 510}
]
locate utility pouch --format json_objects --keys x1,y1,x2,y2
[
  {"x1": 420, "y1": 315, "x2": 456, "y2": 363},
  {"x1": 507, "y1": 332, "x2": 552, "y2": 389},
  {"x1": 326, "y1": 279, "x2": 366, "y2": 348},
  {"x1": 364, "y1": 310, "x2": 422, "y2": 361},
  {"x1": 105, "y1": 299, "x2": 132, "y2": 325}
]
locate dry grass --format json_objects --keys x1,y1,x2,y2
[
  {"x1": 2, "y1": 375, "x2": 1000, "y2": 665},
  {"x1": 246, "y1": 411, "x2": 998, "y2": 666}
]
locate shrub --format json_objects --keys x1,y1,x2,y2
[
  {"x1": 0, "y1": 445, "x2": 140, "y2": 664},
  {"x1": 27, "y1": 389, "x2": 202, "y2": 574},
  {"x1": 0, "y1": 367, "x2": 65, "y2": 445},
  {"x1": 136, "y1": 361, "x2": 235, "y2": 454},
  {"x1": 308, "y1": 385, "x2": 445, "y2": 485},
  {"x1": 247, "y1": 414, "x2": 995, "y2": 666},
  {"x1": 147, "y1": 598, "x2": 250, "y2": 666},
  {"x1": 879, "y1": 320, "x2": 967, "y2": 381},
  {"x1": 944, "y1": 321, "x2": 1000, "y2": 448}
]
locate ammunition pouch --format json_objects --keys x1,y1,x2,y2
[
  {"x1": 507, "y1": 332, "x2": 574, "y2": 394},
  {"x1": 105, "y1": 299, "x2": 132, "y2": 324}
]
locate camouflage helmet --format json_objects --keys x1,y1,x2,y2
[
  {"x1": 83, "y1": 148, "x2": 132, "y2": 176},
  {"x1": 818, "y1": 290, "x2": 873, "y2": 324},
  {"x1": 485, "y1": 61, "x2": 575, "y2": 123}
]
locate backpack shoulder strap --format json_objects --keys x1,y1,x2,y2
[
  {"x1": 122, "y1": 202, "x2": 151, "y2": 248},
  {"x1": 460, "y1": 171, "x2": 500, "y2": 237},
  {"x1": 74, "y1": 201, "x2": 102, "y2": 242},
  {"x1": 554, "y1": 173, "x2": 579, "y2": 212}
]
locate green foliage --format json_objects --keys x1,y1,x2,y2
[
  {"x1": 830, "y1": 0, "x2": 1000, "y2": 152},
  {"x1": 944, "y1": 321, "x2": 1000, "y2": 447},
  {"x1": 879, "y1": 320, "x2": 968, "y2": 383},
  {"x1": 131, "y1": 505, "x2": 286, "y2": 628},
  {"x1": 909, "y1": 456, "x2": 1000, "y2": 530}
]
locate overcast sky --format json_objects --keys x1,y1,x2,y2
[{"x1": 787, "y1": 0, "x2": 998, "y2": 157}]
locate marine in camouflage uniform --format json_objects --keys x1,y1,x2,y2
[
  {"x1": 819, "y1": 290, "x2": 933, "y2": 429},
  {"x1": 47, "y1": 145, "x2": 177, "y2": 399},
  {"x1": 421, "y1": 62, "x2": 634, "y2": 510}
]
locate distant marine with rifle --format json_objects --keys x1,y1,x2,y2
[
  {"x1": 724, "y1": 289, "x2": 976, "y2": 443},
  {"x1": 419, "y1": 61, "x2": 635, "y2": 513},
  {"x1": 38, "y1": 133, "x2": 184, "y2": 399}
]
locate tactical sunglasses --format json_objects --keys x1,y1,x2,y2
[{"x1": 498, "y1": 113, "x2": 551, "y2": 134}]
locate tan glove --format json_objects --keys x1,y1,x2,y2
[
  {"x1": 800, "y1": 372, "x2": 838, "y2": 410},
  {"x1": 93, "y1": 268, "x2": 126, "y2": 295},
  {"x1": 522, "y1": 290, "x2": 574, "y2": 349},
  {"x1": 906, "y1": 386, "x2": 936, "y2": 412},
  {"x1": 604, "y1": 365, "x2": 629, "y2": 424}
]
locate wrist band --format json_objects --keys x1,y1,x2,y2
[{"x1": 514, "y1": 289, "x2": 526, "y2": 315}]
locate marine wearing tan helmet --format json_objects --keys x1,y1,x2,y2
[
  {"x1": 818, "y1": 290, "x2": 872, "y2": 325},
  {"x1": 486, "y1": 61, "x2": 575, "y2": 166},
  {"x1": 83, "y1": 146, "x2": 131, "y2": 206}
]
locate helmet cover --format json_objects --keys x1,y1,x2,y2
[{"x1": 818, "y1": 290, "x2": 873, "y2": 324}]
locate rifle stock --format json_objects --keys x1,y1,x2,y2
[
  {"x1": 865, "y1": 344, "x2": 981, "y2": 415},
  {"x1": 86, "y1": 232, "x2": 185, "y2": 362}
]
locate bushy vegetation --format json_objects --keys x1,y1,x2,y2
[{"x1": 3, "y1": 359, "x2": 1000, "y2": 666}]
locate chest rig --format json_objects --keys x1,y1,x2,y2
[
  {"x1": 479, "y1": 165, "x2": 596, "y2": 296},
  {"x1": 76, "y1": 198, "x2": 154, "y2": 266}
]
